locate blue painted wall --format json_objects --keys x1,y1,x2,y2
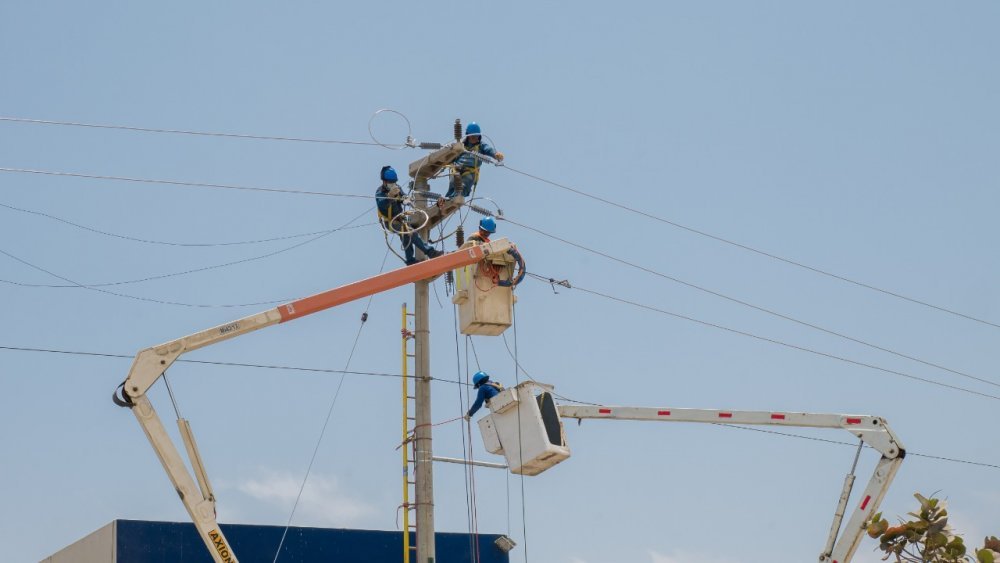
[{"x1": 115, "y1": 520, "x2": 510, "y2": 563}]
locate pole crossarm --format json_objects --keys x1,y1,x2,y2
[{"x1": 556, "y1": 404, "x2": 905, "y2": 563}]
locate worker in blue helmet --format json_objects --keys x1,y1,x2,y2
[
  {"x1": 466, "y1": 216, "x2": 497, "y2": 245},
  {"x1": 444, "y1": 122, "x2": 504, "y2": 200},
  {"x1": 464, "y1": 371, "x2": 504, "y2": 420},
  {"x1": 375, "y1": 165, "x2": 442, "y2": 265}
]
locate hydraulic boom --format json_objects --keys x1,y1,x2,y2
[
  {"x1": 113, "y1": 239, "x2": 514, "y2": 563},
  {"x1": 557, "y1": 404, "x2": 905, "y2": 563}
]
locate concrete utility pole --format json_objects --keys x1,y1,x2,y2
[{"x1": 413, "y1": 201, "x2": 436, "y2": 563}]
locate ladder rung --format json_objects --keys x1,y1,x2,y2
[
  {"x1": 406, "y1": 353, "x2": 416, "y2": 358},
  {"x1": 407, "y1": 395, "x2": 416, "y2": 399},
  {"x1": 407, "y1": 416, "x2": 416, "y2": 420},
  {"x1": 408, "y1": 480, "x2": 416, "y2": 485}
]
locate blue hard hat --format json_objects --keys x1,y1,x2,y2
[
  {"x1": 472, "y1": 371, "x2": 489, "y2": 386},
  {"x1": 381, "y1": 166, "x2": 398, "y2": 182},
  {"x1": 479, "y1": 216, "x2": 497, "y2": 234},
  {"x1": 465, "y1": 122, "x2": 482, "y2": 136}
]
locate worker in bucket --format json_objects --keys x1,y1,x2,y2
[
  {"x1": 444, "y1": 122, "x2": 504, "y2": 201},
  {"x1": 464, "y1": 371, "x2": 504, "y2": 420},
  {"x1": 375, "y1": 165, "x2": 442, "y2": 265},
  {"x1": 466, "y1": 216, "x2": 496, "y2": 245}
]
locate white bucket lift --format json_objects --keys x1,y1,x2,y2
[
  {"x1": 452, "y1": 246, "x2": 518, "y2": 336},
  {"x1": 487, "y1": 389, "x2": 906, "y2": 563},
  {"x1": 477, "y1": 381, "x2": 571, "y2": 475}
]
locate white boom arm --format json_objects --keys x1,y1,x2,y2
[
  {"x1": 556, "y1": 405, "x2": 905, "y2": 563},
  {"x1": 113, "y1": 240, "x2": 514, "y2": 563}
]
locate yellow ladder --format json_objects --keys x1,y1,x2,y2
[{"x1": 401, "y1": 303, "x2": 417, "y2": 563}]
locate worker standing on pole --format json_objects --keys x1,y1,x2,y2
[
  {"x1": 464, "y1": 371, "x2": 504, "y2": 420},
  {"x1": 376, "y1": 166, "x2": 442, "y2": 265},
  {"x1": 444, "y1": 122, "x2": 504, "y2": 201}
]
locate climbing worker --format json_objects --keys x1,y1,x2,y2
[
  {"x1": 467, "y1": 216, "x2": 496, "y2": 245},
  {"x1": 444, "y1": 122, "x2": 504, "y2": 201},
  {"x1": 375, "y1": 165, "x2": 442, "y2": 265},
  {"x1": 464, "y1": 371, "x2": 504, "y2": 420}
]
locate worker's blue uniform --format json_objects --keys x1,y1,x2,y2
[
  {"x1": 467, "y1": 381, "x2": 503, "y2": 417},
  {"x1": 376, "y1": 184, "x2": 437, "y2": 265},
  {"x1": 446, "y1": 139, "x2": 499, "y2": 199}
]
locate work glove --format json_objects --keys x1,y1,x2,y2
[
  {"x1": 387, "y1": 183, "x2": 402, "y2": 198},
  {"x1": 463, "y1": 414, "x2": 471, "y2": 421},
  {"x1": 494, "y1": 152, "x2": 505, "y2": 162}
]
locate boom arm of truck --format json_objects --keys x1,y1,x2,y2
[
  {"x1": 556, "y1": 404, "x2": 905, "y2": 563},
  {"x1": 112, "y1": 239, "x2": 514, "y2": 563}
]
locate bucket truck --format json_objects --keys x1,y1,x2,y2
[
  {"x1": 478, "y1": 381, "x2": 905, "y2": 563},
  {"x1": 112, "y1": 239, "x2": 517, "y2": 563}
]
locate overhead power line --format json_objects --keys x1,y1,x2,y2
[
  {"x1": 6, "y1": 114, "x2": 993, "y2": 329},
  {"x1": 1, "y1": 343, "x2": 995, "y2": 472},
  {"x1": 0, "y1": 167, "x2": 371, "y2": 199},
  {"x1": 5, "y1": 207, "x2": 373, "y2": 289},
  {"x1": 0, "y1": 116, "x2": 393, "y2": 147},
  {"x1": 525, "y1": 273, "x2": 1000, "y2": 403},
  {"x1": 0, "y1": 200, "x2": 360, "y2": 247},
  {"x1": 0, "y1": 246, "x2": 292, "y2": 308},
  {"x1": 0, "y1": 344, "x2": 466, "y2": 384},
  {"x1": 501, "y1": 164, "x2": 1000, "y2": 331},
  {"x1": 717, "y1": 424, "x2": 1000, "y2": 471},
  {"x1": 505, "y1": 218, "x2": 1000, "y2": 390}
]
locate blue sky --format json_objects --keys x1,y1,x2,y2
[{"x1": 2, "y1": 2, "x2": 998, "y2": 562}]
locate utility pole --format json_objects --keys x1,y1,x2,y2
[
  {"x1": 413, "y1": 199, "x2": 436, "y2": 563},
  {"x1": 407, "y1": 124, "x2": 467, "y2": 563}
]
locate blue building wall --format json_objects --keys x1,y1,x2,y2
[{"x1": 114, "y1": 520, "x2": 510, "y2": 563}]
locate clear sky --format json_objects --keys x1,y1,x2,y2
[{"x1": 2, "y1": 2, "x2": 998, "y2": 562}]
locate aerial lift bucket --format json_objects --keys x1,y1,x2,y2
[
  {"x1": 452, "y1": 248, "x2": 517, "y2": 336},
  {"x1": 477, "y1": 381, "x2": 571, "y2": 475}
]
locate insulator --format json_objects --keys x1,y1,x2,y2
[
  {"x1": 467, "y1": 203, "x2": 492, "y2": 216},
  {"x1": 454, "y1": 119, "x2": 462, "y2": 141},
  {"x1": 360, "y1": 312, "x2": 368, "y2": 323},
  {"x1": 445, "y1": 270, "x2": 454, "y2": 286},
  {"x1": 455, "y1": 225, "x2": 465, "y2": 247}
]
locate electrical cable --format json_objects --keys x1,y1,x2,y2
[
  {"x1": 501, "y1": 164, "x2": 1000, "y2": 331},
  {"x1": 0, "y1": 199, "x2": 363, "y2": 247},
  {"x1": 2, "y1": 343, "x2": 996, "y2": 472},
  {"x1": 0, "y1": 166, "x2": 372, "y2": 199},
  {"x1": 271, "y1": 249, "x2": 387, "y2": 563},
  {"x1": 8, "y1": 208, "x2": 373, "y2": 288},
  {"x1": 716, "y1": 424, "x2": 1000, "y2": 471},
  {"x1": 512, "y1": 303, "x2": 529, "y2": 563},
  {"x1": 452, "y1": 304, "x2": 477, "y2": 560},
  {"x1": 489, "y1": 342, "x2": 1000, "y2": 473},
  {"x1": 0, "y1": 246, "x2": 294, "y2": 308},
  {"x1": 504, "y1": 217, "x2": 1000, "y2": 390},
  {"x1": 0, "y1": 115, "x2": 392, "y2": 147},
  {"x1": 0, "y1": 344, "x2": 472, "y2": 385},
  {"x1": 525, "y1": 273, "x2": 1000, "y2": 403},
  {"x1": 7, "y1": 112, "x2": 989, "y2": 328},
  {"x1": 463, "y1": 334, "x2": 483, "y2": 563}
]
